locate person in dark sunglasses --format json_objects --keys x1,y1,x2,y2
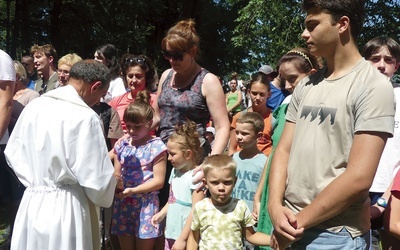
[
  {"x1": 152, "y1": 18, "x2": 230, "y2": 250},
  {"x1": 109, "y1": 54, "x2": 157, "y2": 134},
  {"x1": 155, "y1": 19, "x2": 230, "y2": 156}
]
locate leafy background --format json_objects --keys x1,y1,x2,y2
[{"x1": 1, "y1": 0, "x2": 399, "y2": 81}]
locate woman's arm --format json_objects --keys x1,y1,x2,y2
[
  {"x1": 202, "y1": 73, "x2": 230, "y2": 155},
  {"x1": 152, "y1": 69, "x2": 171, "y2": 130},
  {"x1": 122, "y1": 152, "x2": 167, "y2": 196},
  {"x1": 227, "y1": 124, "x2": 237, "y2": 156}
]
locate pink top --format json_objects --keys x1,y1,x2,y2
[{"x1": 392, "y1": 170, "x2": 400, "y2": 193}]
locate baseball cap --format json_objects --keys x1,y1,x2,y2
[
  {"x1": 206, "y1": 127, "x2": 215, "y2": 135},
  {"x1": 259, "y1": 65, "x2": 278, "y2": 78}
]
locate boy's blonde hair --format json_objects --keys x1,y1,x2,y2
[
  {"x1": 236, "y1": 112, "x2": 264, "y2": 134},
  {"x1": 202, "y1": 154, "x2": 236, "y2": 178},
  {"x1": 58, "y1": 53, "x2": 82, "y2": 68}
]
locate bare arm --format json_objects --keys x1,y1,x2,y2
[
  {"x1": 384, "y1": 191, "x2": 400, "y2": 239},
  {"x1": 296, "y1": 131, "x2": 389, "y2": 230},
  {"x1": 151, "y1": 203, "x2": 169, "y2": 226},
  {"x1": 268, "y1": 122, "x2": 303, "y2": 248},
  {"x1": 122, "y1": 152, "x2": 167, "y2": 196},
  {"x1": 244, "y1": 226, "x2": 271, "y2": 246},
  {"x1": 202, "y1": 73, "x2": 230, "y2": 155},
  {"x1": 227, "y1": 125, "x2": 237, "y2": 156},
  {"x1": 173, "y1": 190, "x2": 205, "y2": 250},
  {"x1": 253, "y1": 157, "x2": 271, "y2": 220},
  {"x1": 187, "y1": 229, "x2": 200, "y2": 250},
  {"x1": 152, "y1": 69, "x2": 171, "y2": 130},
  {"x1": 113, "y1": 151, "x2": 122, "y2": 176},
  {"x1": 370, "y1": 181, "x2": 393, "y2": 219},
  {"x1": 0, "y1": 80, "x2": 14, "y2": 139}
]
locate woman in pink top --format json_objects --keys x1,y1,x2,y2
[{"x1": 109, "y1": 54, "x2": 158, "y2": 133}]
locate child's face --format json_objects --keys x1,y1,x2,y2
[
  {"x1": 167, "y1": 140, "x2": 191, "y2": 172},
  {"x1": 125, "y1": 121, "x2": 151, "y2": 143},
  {"x1": 368, "y1": 46, "x2": 399, "y2": 79},
  {"x1": 279, "y1": 61, "x2": 311, "y2": 93},
  {"x1": 249, "y1": 82, "x2": 270, "y2": 108},
  {"x1": 235, "y1": 122, "x2": 259, "y2": 149},
  {"x1": 204, "y1": 168, "x2": 236, "y2": 206}
]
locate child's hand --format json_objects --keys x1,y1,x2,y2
[
  {"x1": 122, "y1": 187, "x2": 136, "y2": 196},
  {"x1": 151, "y1": 212, "x2": 166, "y2": 227},
  {"x1": 252, "y1": 200, "x2": 260, "y2": 221},
  {"x1": 172, "y1": 238, "x2": 186, "y2": 250},
  {"x1": 115, "y1": 187, "x2": 136, "y2": 199}
]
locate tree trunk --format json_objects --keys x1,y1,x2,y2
[{"x1": 50, "y1": 0, "x2": 62, "y2": 58}]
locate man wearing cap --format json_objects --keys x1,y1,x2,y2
[
  {"x1": 259, "y1": 65, "x2": 289, "y2": 111},
  {"x1": 205, "y1": 126, "x2": 216, "y2": 149}
]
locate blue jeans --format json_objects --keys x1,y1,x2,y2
[{"x1": 290, "y1": 227, "x2": 370, "y2": 250}]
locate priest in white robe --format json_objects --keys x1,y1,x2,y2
[{"x1": 5, "y1": 59, "x2": 117, "y2": 250}]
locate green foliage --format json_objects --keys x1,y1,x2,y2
[
  {"x1": 232, "y1": 0, "x2": 305, "y2": 75},
  {"x1": 0, "y1": 0, "x2": 399, "y2": 81}
]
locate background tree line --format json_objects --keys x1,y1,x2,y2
[{"x1": 0, "y1": 0, "x2": 399, "y2": 81}]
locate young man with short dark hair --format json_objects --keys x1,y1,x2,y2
[{"x1": 268, "y1": 1, "x2": 395, "y2": 249}]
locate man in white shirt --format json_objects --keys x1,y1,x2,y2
[{"x1": 5, "y1": 60, "x2": 117, "y2": 250}]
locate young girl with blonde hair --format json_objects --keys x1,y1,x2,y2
[{"x1": 151, "y1": 120, "x2": 205, "y2": 250}]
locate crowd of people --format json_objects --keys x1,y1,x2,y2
[{"x1": 0, "y1": 0, "x2": 399, "y2": 249}]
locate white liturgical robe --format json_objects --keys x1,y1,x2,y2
[{"x1": 5, "y1": 85, "x2": 117, "y2": 250}]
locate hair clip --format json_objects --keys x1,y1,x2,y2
[{"x1": 287, "y1": 50, "x2": 313, "y2": 68}]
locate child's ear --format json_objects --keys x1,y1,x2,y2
[
  {"x1": 267, "y1": 90, "x2": 272, "y2": 99},
  {"x1": 202, "y1": 178, "x2": 208, "y2": 189},
  {"x1": 257, "y1": 131, "x2": 263, "y2": 139},
  {"x1": 184, "y1": 149, "x2": 193, "y2": 160}
]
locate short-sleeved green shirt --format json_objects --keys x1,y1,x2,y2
[{"x1": 191, "y1": 198, "x2": 254, "y2": 249}]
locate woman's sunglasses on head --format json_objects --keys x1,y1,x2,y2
[{"x1": 125, "y1": 57, "x2": 146, "y2": 67}]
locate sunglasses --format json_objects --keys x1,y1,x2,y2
[
  {"x1": 125, "y1": 57, "x2": 146, "y2": 67},
  {"x1": 161, "y1": 50, "x2": 184, "y2": 61}
]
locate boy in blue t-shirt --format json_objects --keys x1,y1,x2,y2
[
  {"x1": 231, "y1": 112, "x2": 268, "y2": 249},
  {"x1": 232, "y1": 112, "x2": 268, "y2": 212}
]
